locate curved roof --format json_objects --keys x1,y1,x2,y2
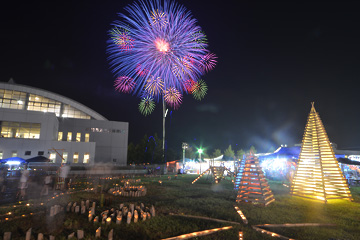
[{"x1": 0, "y1": 81, "x2": 107, "y2": 120}]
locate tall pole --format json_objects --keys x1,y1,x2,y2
[
  {"x1": 198, "y1": 148, "x2": 203, "y2": 174},
  {"x1": 199, "y1": 151, "x2": 202, "y2": 174},
  {"x1": 182, "y1": 142, "x2": 188, "y2": 172},
  {"x1": 162, "y1": 98, "x2": 166, "y2": 161}
]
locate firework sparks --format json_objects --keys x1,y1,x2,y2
[
  {"x1": 164, "y1": 87, "x2": 182, "y2": 109},
  {"x1": 145, "y1": 76, "x2": 164, "y2": 97},
  {"x1": 110, "y1": 27, "x2": 134, "y2": 52},
  {"x1": 114, "y1": 76, "x2": 135, "y2": 93},
  {"x1": 107, "y1": 0, "x2": 216, "y2": 113},
  {"x1": 201, "y1": 52, "x2": 217, "y2": 73},
  {"x1": 139, "y1": 97, "x2": 156, "y2": 116},
  {"x1": 192, "y1": 79, "x2": 207, "y2": 100}
]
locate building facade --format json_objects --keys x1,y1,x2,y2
[{"x1": 0, "y1": 81, "x2": 128, "y2": 165}]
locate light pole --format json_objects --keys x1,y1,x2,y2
[
  {"x1": 198, "y1": 148, "x2": 203, "y2": 174},
  {"x1": 182, "y1": 142, "x2": 188, "y2": 172}
]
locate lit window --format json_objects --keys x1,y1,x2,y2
[
  {"x1": 0, "y1": 121, "x2": 40, "y2": 139},
  {"x1": 73, "y1": 152, "x2": 79, "y2": 163},
  {"x1": 62, "y1": 152, "x2": 68, "y2": 163},
  {"x1": 58, "y1": 132, "x2": 63, "y2": 141},
  {"x1": 0, "y1": 151, "x2": 3, "y2": 159},
  {"x1": 83, "y1": 153, "x2": 90, "y2": 164},
  {"x1": 11, "y1": 151, "x2": 17, "y2": 157},
  {"x1": 49, "y1": 153, "x2": 56, "y2": 163},
  {"x1": 76, "y1": 133, "x2": 81, "y2": 142},
  {"x1": 67, "y1": 132, "x2": 72, "y2": 142},
  {"x1": 85, "y1": 133, "x2": 90, "y2": 142}
]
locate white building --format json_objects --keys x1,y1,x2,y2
[{"x1": 0, "y1": 80, "x2": 128, "y2": 166}]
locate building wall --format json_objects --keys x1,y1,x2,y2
[
  {"x1": 0, "y1": 108, "x2": 58, "y2": 141},
  {"x1": 58, "y1": 118, "x2": 128, "y2": 165},
  {"x1": 0, "y1": 82, "x2": 129, "y2": 166}
]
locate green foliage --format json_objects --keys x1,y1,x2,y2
[
  {"x1": 236, "y1": 149, "x2": 245, "y2": 159},
  {"x1": 249, "y1": 145, "x2": 257, "y2": 154},
  {"x1": 185, "y1": 146, "x2": 196, "y2": 159},
  {"x1": 211, "y1": 149, "x2": 222, "y2": 158},
  {"x1": 127, "y1": 133, "x2": 164, "y2": 164},
  {"x1": 224, "y1": 145, "x2": 235, "y2": 158}
]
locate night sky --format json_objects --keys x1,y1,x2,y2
[{"x1": 2, "y1": 1, "x2": 360, "y2": 154}]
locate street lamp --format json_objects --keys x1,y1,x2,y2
[
  {"x1": 198, "y1": 148, "x2": 203, "y2": 174},
  {"x1": 182, "y1": 142, "x2": 188, "y2": 172}
]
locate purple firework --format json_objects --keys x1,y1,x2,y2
[
  {"x1": 107, "y1": 0, "x2": 216, "y2": 103},
  {"x1": 200, "y1": 53, "x2": 217, "y2": 73},
  {"x1": 114, "y1": 76, "x2": 135, "y2": 93}
]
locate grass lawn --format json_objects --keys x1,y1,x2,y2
[{"x1": 0, "y1": 174, "x2": 359, "y2": 239}]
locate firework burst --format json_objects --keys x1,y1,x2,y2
[
  {"x1": 108, "y1": 0, "x2": 216, "y2": 114},
  {"x1": 114, "y1": 76, "x2": 135, "y2": 93},
  {"x1": 164, "y1": 87, "x2": 182, "y2": 109},
  {"x1": 139, "y1": 97, "x2": 156, "y2": 116},
  {"x1": 191, "y1": 79, "x2": 207, "y2": 100},
  {"x1": 107, "y1": 0, "x2": 215, "y2": 98},
  {"x1": 110, "y1": 27, "x2": 134, "y2": 52},
  {"x1": 200, "y1": 52, "x2": 217, "y2": 73},
  {"x1": 145, "y1": 75, "x2": 164, "y2": 97}
]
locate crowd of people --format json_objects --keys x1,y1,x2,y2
[{"x1": 0, "y1": 164, "x2": 72, "y2": 201}]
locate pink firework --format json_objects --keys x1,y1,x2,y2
[
  {"x1": 114, "y1": 76, "x2": 135, "y2": 93},
  {"x1": 201, "y1": 53, "x2": 217, "y2": 73},
  {"x1": 164, "y1": 87, "x2": 182, "y2": 109},
  {"x1": 136, "y1": 64, "x2": 149, "y2": 77},
  {"x1": 183, "y1": 79, "x2": 196, "y2": 93}
]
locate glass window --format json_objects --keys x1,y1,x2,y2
[
  {"x1": 25, "y1": 151, "x2": 31, "y2": 156},
  {"x1": 38, "y1": 151, "x2": 44, "y2": 156},
  {"x1": 0, "y1": 89, "x2": 26, "y2": 110},
  {"x1": 83, "y1": 153, "x2": 90, "y2": 164},
  {"x1": 62, "y1": 104, "x2": 91, "y2": 119},
  {"x1": 85, "y1": 133, "x2": 90, "y2": 142},
  {"x1": 0, "y1": 151, "x2": 3, "y2": 159},
  {"x1": 27, "y1": 94, "x2": 61, "y2": 116},
  {"x1": 49, "y1": 153, "x2": 56, "y2": 163},
  {"x1": 73, "y1": 152, "x2": 79, "y2": 163},
  {"x1": 76, "y1": 133, "x2": 81, "y2": 142},
  {"x1": 67, "y1": 132, "x2": 72, "y2": 142},
  {"x1": 58, "y1": 132, "x2": 63, "y2": 141},
  {"x1": 62, "y1": 152, "x2": 68, "y2": 163},
  {"x1": 0, "y1": 121, "x2": 40, "y2": 139},
  {"x1": 11, "y1": 151, "x2": 17, "y2": 157}
]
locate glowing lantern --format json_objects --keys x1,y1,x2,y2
[{"x1": 290, "y1": 103, "x2": 352, "y2": 202}]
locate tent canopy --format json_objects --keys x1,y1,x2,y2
[
  {"x1": 0, "y1": 157, "x2": 27, "y2": 164},
  {"x1": 26, "y1": 156, "x2": 51, "y2": 163}
]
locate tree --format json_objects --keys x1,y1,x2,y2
[
  {"x1": 185, "y1": 147, "x2": 196, "y2": 160},
  {"x1": 224, "y1": 145, "x2": 235, "y2": 159},
  {"x1": 249, "y1": 145, "x2": 257, "y2": 154},
  {"x1": 236, "y1": 149, "x2": 245, "y2": 160},
  {"x1": 212, "y1": 149, "x2": 222, "y2": 158}
]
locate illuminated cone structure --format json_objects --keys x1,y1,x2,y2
[
  {"x1": 211, "y1": 166, "x2": 225, "y2": 183},
  {"x1": 234, "y1": 157, "x2": 246, "y2": 190},
  {"x1": 192, "y1": 166, "x2": 229, "y2": 184},
  {"x1": 236, "y1": 153, "x2": 275, "y2": 206},
  {"x1": 290, "y1": 103, "x2": 352, "y2": 202}
]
